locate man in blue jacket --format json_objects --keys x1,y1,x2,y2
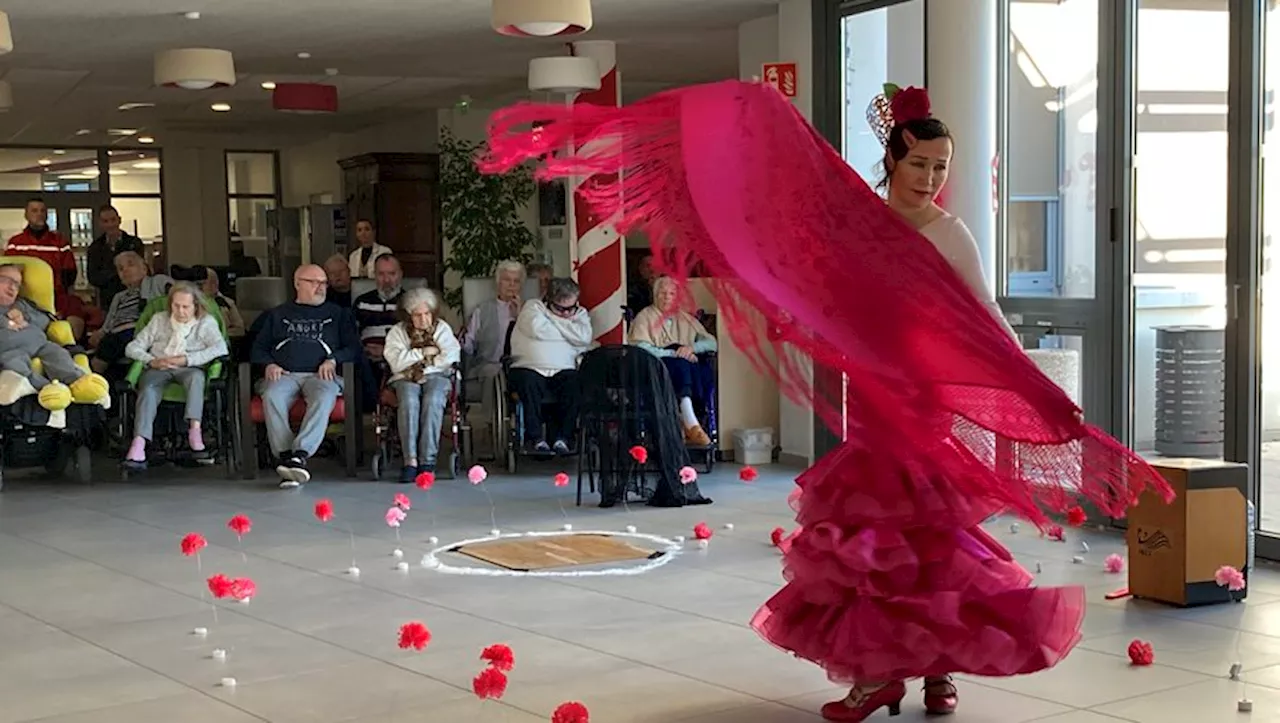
[{"x1": 251, "y1": 264, "x2": 360, "y2": 488}]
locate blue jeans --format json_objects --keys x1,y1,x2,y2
[
  {"x1": 133, "y1": 367, "x2": 206, "y2": 440},
  {"x1": 258, "y1": 373, "x2": 343, "y2": 457},
  {"x1": 392, "y1": 375, "x2": 451, "y2": 466}
]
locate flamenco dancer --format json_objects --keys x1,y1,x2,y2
[{"x1": 481, "y1": 81, "x2": 1172, "y2": 722}]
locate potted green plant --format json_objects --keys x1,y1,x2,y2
[{"x1": 439, "y1": 126, "x2": 537, "y2": 311}]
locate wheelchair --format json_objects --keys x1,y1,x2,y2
[
  {"x1": 494, "y1": 358, "x2": 585, "y2": 474},
  {"x1": 237, "y1": 361, "x2": 362, "y2": 479},
  {"x1": 114, "y1": 295, "x2": 238, "y2": 480},
  {"x1": 0, "y1": 257, "x2": 102, "y2": 490},
  {"x1": 369, "y1": 364, "x2": 467, "y2": 480}
]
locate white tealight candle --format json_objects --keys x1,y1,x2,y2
[
  {"x1": 347, "y1": 566, "x2": 361, "y2": 577},
  {"x1": 220, "y1": 677, "x2": 237, "y2": 688}
]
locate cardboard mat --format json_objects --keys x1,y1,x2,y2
[{"x1": 454, "y1": 534, "x2": 661, "y2": 572}]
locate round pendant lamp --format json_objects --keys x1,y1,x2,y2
[
  {"x1": 0, "y1": 12, "x2": 13, "y2": 55},
  {"x1": 528, "y1": 57, "x2": 600, "y2": 94},
  {"x1": 272, "y1": 83, "x2": 338, "y2": 114},
  {"x1": 492, "y1": 0, "x2": 591, "y2": 37},
  {"x1": 154, "y1": 49, "x2": 236, "y2": 90}
]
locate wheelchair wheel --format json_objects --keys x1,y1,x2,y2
[
  {"x1": 449, "y1": 451, "x2": 460, "y2": 479},
  {"x1": 371, "y1": 451, "x2": 383, "y2": 480}
]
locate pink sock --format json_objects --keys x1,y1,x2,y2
[
  {"x1": 188, "y1": 427, "x2": 205, "y2": 452},
  {"x1": 126, "y1": 436, "x2": 146, "y2": 462}
]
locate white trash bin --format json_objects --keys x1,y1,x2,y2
[{"x1": 733, "y1": 427, "x2": 775, "y2": 466}]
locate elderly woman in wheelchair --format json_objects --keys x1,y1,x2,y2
[
  {"x1": 627, "y1": 275, "x2": 717, "y2": 447},
  {"x1": 384, "y1": 287, "x2": 460, "y2": 483},
  {"x1": 121, "y1": 282, "x2": 228, "y2": 470}
]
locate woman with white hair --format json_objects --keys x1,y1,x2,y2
[
  {"x1": 384, "y1": 287, "x2": 460, "y2": 483},
  {"x1": 461, "y1": 259, "x2": 526, "y2": 445},
  {"x1": 122, "y1": 282, "x2": 228, "y2": 470}
]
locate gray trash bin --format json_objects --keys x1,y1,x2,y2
[{"x1": 1154, "y1": 325, "x2": 1224, "y2": 458}]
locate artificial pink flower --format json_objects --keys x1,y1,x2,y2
[
  {"x1": 1127, "y1": 639, "x2": 1154, "y2": 666},
  {"x1": 468, "y1": 465, "x2": 488, "y2": 485},
  {"x1": 385, "y1": 507, "x2": 407, "y2": 528},
  {"x1": 314, "y1": 499, "x2": 334, "y2": 523},
  {"x1": 693, "y1": 522, "x2": 713, "y2": 541},
  {"x1": 1104, "y1": 554, "x2": 1125, "y2": 574},
  {"x1": 394, "y1": 492, "x2": 412, "y2": 511},
  {"x1": 553, "y1": 472, "x2": 570, "y2": 488},
  {"x1": 229, "y1": 577, "x2": 256, "y2": 601},
  {"x1": 227, "y1": 514, "x2": 252, "y2": 538},
  {"x1": 398, "y1": 621, "x2": 432, "y2": 651},
  {"x1": 207, "y1": 574, "x2": 233, "y2": 599},
  {"x1": 739, "y1": 466, "x2": 759, "y2": 483},
  {"x1": 180, "y1": 532, "x2": 207, "y2": 557},
  {"x1": 415, "y1": 471, "x2": 436, "y2": 490},
  {"x1": 679, "y1": 466, "x2": 697, "y2": 485},
  {"x1": 1215, "y1": 565, "x2": 1246, "y2": 592},
  {"x1": 552, "y1": 701, "x2": 590, "y2": 723},
  {"x1": 629, "y1": 445, "x2": 648, "y2": 464},
  {"x1": 472, "y1": 667, "x2": 508, "y2": 700},
  {"x1": 770, "y1": 527, "x2": 786, "y2": 547},
  {"x1": 480, "y1": 643, "x2": 515, "y2": 672},
  {"x1": 1065, "y1": 505, "x2": 1087, "y2": 527}
]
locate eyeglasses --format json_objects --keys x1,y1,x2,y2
[
  {"x1": 298, "y1": 278, "x2": 328, "y2": 287},
  {"x1": 0, "y1": 276, "x2": 19, "y2": 288}
]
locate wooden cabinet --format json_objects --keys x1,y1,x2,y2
[{"x1": 339, "y1": 153, "x2": 441, "y2": 285}]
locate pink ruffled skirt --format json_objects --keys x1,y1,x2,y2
[{"x1": 751, "y1": 436, "x2": 1085, "y2": 684}]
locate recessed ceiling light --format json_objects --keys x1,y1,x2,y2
[
  {"x1": 137, "y1": 136, "x2": 155, "y2": 144},
  {"x1": 37, "y1": 159, "x2": 51, "y2": 166},
  {"x1": 183, "y1": 11, "x2": 201, "y2": 20},
  {"x1": 74, "y1": 129, "x2": 92, "y2": 136},
  {"x1": 261, "y1": 81, "x2": 277, "y2": 90},
  {"x1": 118, "y1": 102, "x2": 155, "y2": 111},
  {"x1": 58, "y1": 173, "x2": 95, "y2": 180},
  {"x1": 108, "y1": 169, "x2": 128, "y2": 176},
  {"x1": 211, "y1": 102, "x2": 232, "y2": 112},
  {"x1": 325, "y1": 68, "x2": 339, "y2": 76},
  {"x1": 133, "y1": 161, "x2": 161, "y2": 170},
  {"x1": 53, "y1": 149, "x2": 66, "y2": 155},
  {"x1": 107, "y1": 128, "x2": 138, "y2": 136},
  {"x1": 297, "y1": 52, "x2": 311, "y2": 59}
]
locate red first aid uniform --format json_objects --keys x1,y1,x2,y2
[{"x1": 5, "y1": 227, "x2": 85, "y2": 319}]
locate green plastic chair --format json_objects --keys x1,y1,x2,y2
[{"x1": 124, "y1": 295, "x2": 229, "y2": 394}]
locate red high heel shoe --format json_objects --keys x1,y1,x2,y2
[
  {"x1": 820, "y1": 681, "x2": 906, "y2": 721},
  {"x1": 923, "y1": 675, "x2": 958, "y2": 715}
]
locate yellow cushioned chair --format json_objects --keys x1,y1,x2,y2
[{"x1": 1, "y1": 256, "x2": 80, "y2": 352}]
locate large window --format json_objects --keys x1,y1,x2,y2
[
  {"x1": 226, "y1": 151, "x2": 279, "y2": 275},
  {"x1": 1258, "y1": 2, "x2": 1280, "y2": 533}
]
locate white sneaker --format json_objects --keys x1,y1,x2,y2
[
  {"x1": 275, "y1": 465, "x2": 311, "y2": 485},
  {"x1": 278, "y1": 478, "x2": 300, "y2": 489}
]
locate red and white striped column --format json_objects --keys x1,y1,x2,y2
[{"x1": 567, "y1": 40, "x2": 626, "y2": 345}]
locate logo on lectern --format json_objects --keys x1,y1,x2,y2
[{"x1": 1136, "y1": 528, "x2": 1172, "y2": 556}]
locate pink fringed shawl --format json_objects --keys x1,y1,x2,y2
[{"x1": 480, "y1": 80, "x2": 1171, "y2": 526}]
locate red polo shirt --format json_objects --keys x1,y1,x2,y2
[{"x1": 5, "y1": 227, "x2": 82, "y2": 317}]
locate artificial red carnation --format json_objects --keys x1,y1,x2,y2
[
  {"x1": 398, "y1": 621, "x2": 432, "y2": 651},
  {"x1": 629, "y1": 445, "x2": 648, "y2": 464},
  {"x1": 227, "y1": 514, "x2": 252, "y2": 537},
  {"x1": 1045, "y1": 524, "x2": 1065, "y2": 542},
  {"x1": 1065, "y1": 505, "x2": 1087, "y2": 527},
  {"x1": 1127, "y1": 639, "x2": 1154, "y2": 666},
  {"x1": 480, "y1": 643, "x2": 515, "y2": 671},
  {"x1": 229, "y1": 577, "x2": 256, "y2": 601},
  {"x1": 207, "y1": 573, "x2": 234, "y2": 599},
  {"x1": 415, "y1": 471, "x2": 436, "y2": 490},
  {"x1": 180, "y1": 532, "x2": 207, "y2": 557},
  {"x1": 770, "y1": 527, "x2": 786, "y2": 547},
  {"x1": 553, "y1": 472, "x2": 570, "y2": 488},
  {"x1": 693, "y1": 522, "x2": 713, "y2": 541},
  {"x1": 393, "y1": 492, "x2": 412, "y2": 511},
  {"x1": 472, "y1": 667, "x2": 508, "y2": 700},
  {"x1": 314, "y1": 499, "x2": 334, "y2": 523},
  {"x1": 552, "y1": 701, "x2": 590, "y2": 723},
  {"x1": 739, "y1": 466, "x2": 759, "y2": 483},
  {"x1": 890, "y1": 85, "x2": 931, "y2": 124}
]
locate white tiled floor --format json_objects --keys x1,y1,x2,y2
[{"x1": 0, "y1": 458, "x2": 1274, "y2": 722}]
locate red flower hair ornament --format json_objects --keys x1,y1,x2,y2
[{"x1": 888, "y1": 84, "x2": 931, "y2": 124}]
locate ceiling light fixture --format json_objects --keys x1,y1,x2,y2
[
  {"x1": 528, "y1": 56, "x2": 600, "y2": 94},
  {"x1": 133, "y1": 161, "x2": 162, "y2": 170},
  {"x1": 210, "y1": 102, "x2": 232, "y2": 112},
  {"x1": 53, "y1": 149, "x2": 66, "y2": 155},
  {"x1": 118, "y1": 102, "x2": 155, "y2": 111},
  {"x1": 261, "y1": 81, "x2": 277, "y2": 90},
  {"x1": 37, "y1": 159, "x2": 51, "y2": 166},
  {"x1": 154, "y1": 48, "x2": 236, "y2": 90},
  {"x1": 107, "y1": 128, "x2": 138, "y2": 136},
  {"x1": 272, "y1": 83, "x2": 338, "y2": 114},
  {"x1": 137, "y1": 136, "x2": 155, "y2": 144},
  {"x1": 0, "y1": 12, "x2": 12, "y2": 55},
  {"x1": 491, "y1": 0, "x2": 592, "y2": 37},
  {"x1": 75, "y1": 129, "x2": 93, "y2": 136},
  {"x1": 183, "y1": 11, "x2": 201, "y2": 20},
  {"x1": 109, "y1": 169, "x2": 128, "y2": 176},
  {"x1": 297, "y1": 51, "x2": 311, "y2": 59}
]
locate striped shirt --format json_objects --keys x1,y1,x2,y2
[{"x1": 354, "y1": 287, "x2": 402, "y2": 343}]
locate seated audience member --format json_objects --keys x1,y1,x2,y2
[
  {"x1": 323, "y1": 254, "x2": 354, "y2": 307},
  {"x1": 91, "y1": 251, "x2": 172, "y2": 374},
  {"x1": 0, "y1": 263, "x2": 108, "y2": 410},
  {"x1": 353, "y1": 254, "x2": 404, "y2": 360},
  {"x1": 628, "y1": 276, "x2": 717, "y2": 446},
  {"x1": 87, "y1": 204, "x2": 144, "y2": 308},
  {"x1": 626, "y1": 252, "x2": 656, "y2": 315},
  {"x1": 508, "y1": 277, "x2": 592, "y2": 455},
  {"x1": 6, "y1": 197, "x2": 87, "y2": 340},
  {"x1": 203, "y1": 267, "x2": 245, "y2": 338},
  {"x1": 527, "y1": 262, "x2": 552, "y2": 298},
  {"x1": 251, "y1": 264, "x2": 359, "y2": 489},
  {"x1": 348, "y1": 219, "x2": 392, "y2": 279},
  {"x1": 384, "y1": 287, "x2": 459, "y2": 482},
  {"x1": 121, "y1": 282, "x2": 229, "y2": 470},
  {"x1": 462, "y1": 260, "x2": 525, "y2": 424}
]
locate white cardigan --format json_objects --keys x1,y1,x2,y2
[
  {"x1": 348, "y1": 243, "x2": 393, "y2": 279},
  {"x1": 384, "y1": 321, "x2": 461, "y2": 383},
  {"x1": 509, "y1": 300, "x2": 593, "y2": 377},
  {"x1": 124, "y1": 313, "x2": 228, "y2": 368}
]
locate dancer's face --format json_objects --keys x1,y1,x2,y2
[{"x1": 887, "y1": 136, "x2": 952, "y2": 211}]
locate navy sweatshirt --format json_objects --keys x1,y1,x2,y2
[{"x1": 250, "y1": 301, "x2": 360, "y2": 373}]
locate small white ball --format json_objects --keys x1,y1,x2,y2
[
  {"x1": 347, "y1": 566, "x2": 361, "y2": 577},
  {"x1": 696, "y1": 539, "x2": 710, "y2": 550},
  {"x1": 1080, "y1": 541, "x2": 1090, "y2": 553},
  {"x1": 420, "y1": 556, "x2": 440, "y2": 569},
  {"x1": 723, "y1": 523, "x2": 735, "y2": 531},
  {"x1": 396, "y1": 561, "x2": 409, "y2": 572},
  {"x1": 490, "y1": 529, "x2": 501, "y2": 537},
  {"x1": 238, "y1": 598, "x2": 250, "y2": 605},
  {"x1": 192, "y1": 627, "x2": 208, "y2": 637},
  {"x1": 625, "y1": 525, "x2": 637, "y2": 533},
  {"x1": 220, "y1": 677, "x2": 237, "y2": 688},
  {"x1": 211, "y1": 648, "x2": 227, "y2": 661},
  {"x1": 428, "y1": 536, "x2": 439, "y2": 545},
  {"x1": 1072, "y1": 555, "x2": 1084, "y2": 564},
  {"x1": 392, "y1": 549, "x2": 404, "y2": 559},
  {"x1": 562, "y1": 523, "x2": 573, "y2": 531}
]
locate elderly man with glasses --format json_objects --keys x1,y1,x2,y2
[{"x1": 250, "y1": 264, "x2": 359, "y2": 488}]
